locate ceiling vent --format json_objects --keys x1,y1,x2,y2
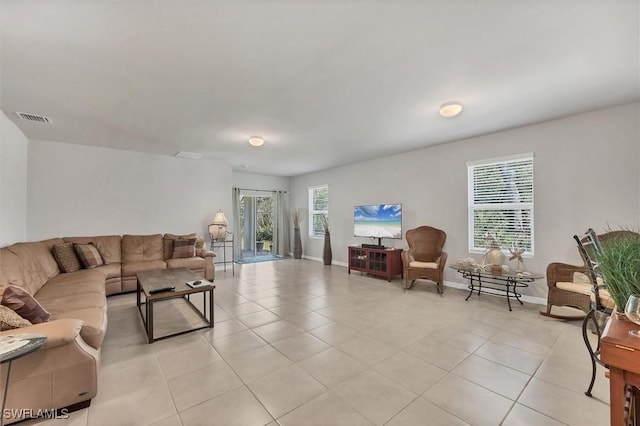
[
  {"x1": 16, "y1": 112, "x2": 53, "y2": 124},
  {"x1": 174, "y1": 151, "x2": 203, "y2": 160}
]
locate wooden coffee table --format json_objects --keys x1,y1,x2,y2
[{"x1": 136, "y1": 268, "x2": 214, "y2": 343}]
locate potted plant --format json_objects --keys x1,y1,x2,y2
[
  {"x1": 256, "y1": 226, "x2": 272, "y2": 252},
  {"x1": 595, "y1": 231, "x2": 640, "y2": 313}
]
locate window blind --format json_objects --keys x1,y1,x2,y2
[
  {"x1": 308, "y1": 185, "x2": 328, "y2": 237},
  {"x1": 468, "y1": 154, "x2": 534, "y2": 255}
]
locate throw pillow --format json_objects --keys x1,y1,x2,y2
[
  {"x1": 1, "y1": 286, "x2": 51, "y2": 324},
  {"x1": 0, "y1": 305, "x2": 32, "y2": 331},
  {"x1": 172, "y1": 238, "x2": 197, "y2": 259},
  {"x1": 73, "y1": 243, "x2": 105, "y2": 269},
  {"x1": 52, "y1": 243, "x2": 82, "y2": 273}
]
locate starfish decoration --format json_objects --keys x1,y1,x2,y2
[{"x1": 509, "y1": 245, "x2": 525, "y2": 271}]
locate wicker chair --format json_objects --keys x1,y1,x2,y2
[
  {"x1": 541, "y1": 262, "x2": 592, "y2": 320},
  {"x1": 401, "y1": 226, "x2": 447, "y2": 293},
  {"x1": 541, "y1": 230, "x2": 638, "y2": 320}
]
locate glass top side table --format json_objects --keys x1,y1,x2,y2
[{"x1": 449, "y1": 264, "x2": 543, "y2": 311}]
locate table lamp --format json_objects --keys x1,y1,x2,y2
[{"x1": 209, "y1": 209, "x2": 228, "y2": 241}]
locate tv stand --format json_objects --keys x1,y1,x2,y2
[{"x1": 348, "y1": 246, "x2": 403, "y2": 282}]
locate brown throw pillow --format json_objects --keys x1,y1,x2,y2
[
  {"x1": 1, "y1": 286, "x2": 51, "y2": 324},
  {"x1": 52, "y1": 243, "x2": 82, "y2": 273},
  {"x1": 73, "y1": 243, "x2": 105, "y2": 269},
  {"x1": 172, "y1": 238, "x2": 196, "y2": 259},
  {"x1": 0, "y1": 305, "x2": 32, "y2": 331}
]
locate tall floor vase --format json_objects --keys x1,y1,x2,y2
[
  {"x1": 323, "y1": 232, "x2": 332, "y2": 265},
  {"x1": 293, "y1": 227, "x2": 302, "y2": 259}
]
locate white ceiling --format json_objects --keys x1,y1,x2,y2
[{"x1": 2, "y1": 1, "x2": 638, "y2": 177}]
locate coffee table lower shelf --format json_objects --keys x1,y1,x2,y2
[{"x1": 136, "y1": 269, "x2": 214, "y2": 344}]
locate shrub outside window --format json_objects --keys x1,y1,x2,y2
[{"x1": 308, "y1": 185, "x2": 328, "y2": 238}]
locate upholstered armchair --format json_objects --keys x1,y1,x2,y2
[{"x1": 401, "y1": 226, "x2": 448, "y2": 293}]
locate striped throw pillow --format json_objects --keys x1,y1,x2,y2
[
  {"x1": 172, "y1": 238, "x2": 197, "y2": 259},
  {"x1": 73, "y1": 243, "x2": 105, "y2": 269},
  {"x1": 1, "y1": 286, "x2": 51, "y2": 324}
]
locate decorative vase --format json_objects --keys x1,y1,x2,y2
[
  {"x1": 323, "y1": 231, "x2": 332, "y2": 265},
  {"x1": 293, "y1": 227, "x2": 302, "y2": 259},
  {"x1": 486, "y1": 248, "x2": 505, "y2": 273}
]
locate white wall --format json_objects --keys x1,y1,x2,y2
[
  {"x1": 290, "y1": 103, "x2": 640, "y2": 298},
  {"x1": 0, "y1": 111, "x2": 28, "y2": 246},
  {"x1": 27, "y1": 140, "x2": 233, "y2": 241}
]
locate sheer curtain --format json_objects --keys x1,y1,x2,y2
[
  {"x1": 232, "y1": 187, "x2": 242, "y2": 260},
  {"x1": 272, "y1": 190, "x2": 290, "y2": 257}
]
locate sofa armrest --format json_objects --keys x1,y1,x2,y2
[
  {"x1": 0, "y1": 319, "x2": 83, "y2": 350},
  {"x1": 546, "y1": 262, "x2": 587, "y2": 288},
  {"x1": 199, "y1": 250, "x2": 216, "y2": 258}
]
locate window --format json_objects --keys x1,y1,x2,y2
[
  {"x1": 468, "y1": 153, "x2": 534, "y2": 255},
  {"x1": 308, "y1": 185, "x2": 328, "y2": 237}
]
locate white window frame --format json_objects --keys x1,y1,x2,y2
[
  {"x1": 467, "y1": 153, "x2": 534, "y2": 256},
  {"x1": 308, "y1": 185, "x2": 328, "y2": 238}
]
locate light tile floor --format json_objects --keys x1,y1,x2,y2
[{"x1": 30, "y1": 260, "x2": 610, "y2": 425}]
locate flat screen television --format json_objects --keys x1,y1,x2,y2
[{"x1": 354, "y1": 204, "x2": 402, "y2": 247}]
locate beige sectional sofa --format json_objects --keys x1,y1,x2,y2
[{"x1": 0, "y1": 233, "x2": 214, "y2": 424}]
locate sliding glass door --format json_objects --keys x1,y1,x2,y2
[{"x1": 239, "y1": 194, "x2": 273, "y2": 259}]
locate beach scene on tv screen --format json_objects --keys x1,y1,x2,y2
[{"x1": 354, "y1": 204, "x2": 402, "y2": 238}]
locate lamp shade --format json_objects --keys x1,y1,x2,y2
[{"x1": 209, "y1": 209, "x2": 229, "y2": 240}]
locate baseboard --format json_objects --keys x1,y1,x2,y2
[
  {"x1": 292, "y1": 259, "x2": 546, "y2": 305},
  {"x1": 301, "y1": 255, "x2": 348, "y2": 268},
  {"x1": 443, "y1": 280, "x2": 546, "y2": 306}
]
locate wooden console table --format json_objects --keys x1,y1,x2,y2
[
  {"x1": 348, "y1": 246, "x2": 403, "y2": 282},
  {"x1": 601, "y1": 314, "x2": 640, "y2": 425}
]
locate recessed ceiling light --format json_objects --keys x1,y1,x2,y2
[
  {"x1": 439, "y1": 102, "x2": 463, "y2": 118},
  {"x1": 249, "y1": 136, "x2": 265, "y2": 147}
]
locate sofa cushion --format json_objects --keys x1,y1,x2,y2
[
  {"x1": 0, "y1": 248, "x2": 27, "y2": 291},
  {"x1": 172, "y1": 238, "x2": 197, "y2": 259},
  {"x1": 2, "y1": 285, "x2": 51, "y2": 324},
  {"x1": 74, "y1": 243, "x2": 105, "y2": 269},
  {"x1": 5, "y1": 241, "x2": 61, "y2": 295},
  {"x1": 122, "y1": 234, "x2": 163, "y2": 263},
  {"x1": 37, "y1": 269, "x2": 106, "y2": 299},
  {"x1": 556, "y1": 281, "x2": 591, "y2": 295},
  {"x1": 95, "y1": 263, "x2": 122, "y2": 280},
  {"x1": 38, "y1": 292, "x2": 106, "y2": 314},
  {"x1": 121, "y1": 260, "x2": 167, "y2": 277},
  {"x1": 0, "y1": 305, "x2": 32, "y2": 330},
  {"x1": 63, "y1": 235, "x2": 122, "y2": 264},
  {"x1": 52, "y1": 243, "x2": 82, "y2": 273},
  {"x1": 165, "y1": 257, "x2": 206, "y2": 271},
  {"x1": 408, "y1": 261, "x2": 438, "y2": 269}
]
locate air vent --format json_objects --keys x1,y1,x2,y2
[
  {"x1": 16, "y1": 112, "x2": 52, "y2": 124},
  {"x1": 175, "y1": 151, "x2": 203, "y2": 160}
]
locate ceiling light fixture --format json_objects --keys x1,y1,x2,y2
[
  {"x1": 249, "y1": 136, "x2": 265, "y2": 147},
  {"x1": 439, "y1": 102, "x2": 463, "y2": 118}
]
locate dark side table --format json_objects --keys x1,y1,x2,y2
[{"x1": 1, "y1": 334, "x2": 47, "y2": 426}]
